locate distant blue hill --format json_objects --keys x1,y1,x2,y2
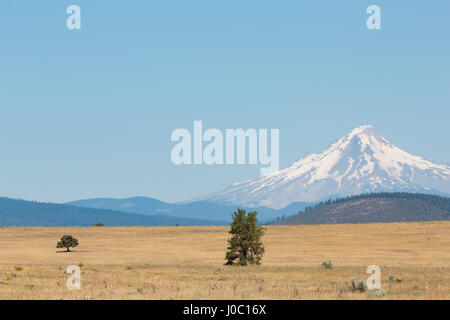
[
  {"x1": 66, "y1": 197, "x2": 311, "y2": 223},
  {"x1": 0, "y1": 197, "x2": 225, "y2": 226}
]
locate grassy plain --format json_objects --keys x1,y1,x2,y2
[{"x1": 0, "y1": 222, "x2": 449, "y2": 299}]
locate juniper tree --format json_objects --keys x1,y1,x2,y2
[
  {"x1": 225, "y1": 209, "x2": 265, "y2": 266},
  {"x1": 57, "y1": 235, "x2": 79, "y2": 252}
]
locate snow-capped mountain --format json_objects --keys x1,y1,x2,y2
[{"x1": 198, "y1": 125, "x2": 450, "y2": 209}]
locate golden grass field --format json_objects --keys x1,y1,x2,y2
[{"x1": 0, "y1": 221, "x2": 449, "y2": 299}]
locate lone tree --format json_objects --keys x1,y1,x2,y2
[
  {"x1": 57, "y1": 235, "x2": 79, "y2": 252},
  {"x1": 225, "y1": 209, "x2": 265, "y2": 266}
]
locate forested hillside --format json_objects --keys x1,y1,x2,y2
[{"x1": 272, "y1": 193, "x2": 450, "y2": 225}]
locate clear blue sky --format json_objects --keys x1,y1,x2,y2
[{"x1": 1, "y1": 1, "x2": 449, "y2": 203}]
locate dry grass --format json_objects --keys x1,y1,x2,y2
[{"x1": 0, "y1": 221, "x2": 449, "y2": 299}]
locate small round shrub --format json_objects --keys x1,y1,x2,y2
[
  {"x1": 356, "y1": 280, "x2": 368, "y2": 292},
  {"x1": 320, "y1": 260, "x2": 333, "y2": 269},
  {"x1": 388, "y1": 274, "x2": 395, "y2": 286},
  {"x1": 92, "y1": 222, "x2": 104, "y2": 227},
  {"x1": 375, "y1": 289, "x2": 386, "y2": 298}
]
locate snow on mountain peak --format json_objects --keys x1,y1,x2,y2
[
  {"x1": 349, "y1": 124, "x2": 375, "y2": 135},
  {"x1": 198, "y1": 126, "x2": 450, "y2": 209}
]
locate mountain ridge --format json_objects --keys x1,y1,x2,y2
[
  {"x1": 66, "y1": 197, "x2": 311, "y2": 223},
  {"x1": 0, "y1": 197, "x2": 225, "y2": 226}
]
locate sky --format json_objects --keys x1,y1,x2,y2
[{"x1": 0, "y1": 1, "x2": 449, "y2": 203}]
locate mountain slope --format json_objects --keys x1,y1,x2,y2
[
  {"x1": 198, "y1": 125, "x2": 450, "y2": 209},
  {"x1": 67, "y1": 197, "x2": 172, "y2": 215},
  {"x1": 67, "y1": 197, "x2": 309, "y2": 223},
  {"x1": 0, "y1": 198, "x2": 223, "y2": 226},
  {"x1": 272, "y1": 193, "x2": 450, "y2": 225}
]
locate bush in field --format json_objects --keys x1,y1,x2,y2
[
  {"x1": 348, "y1": 277, "x2": 367, "y2": 293},
  {"x1": 56, "y1": 235, "x2": 79, "y2": 252},
  {"x1": 374, "y1": 289, "x2": 386, "y2": 298},
  {"x1": 366, "y1": 289, "x2": 387, "y2": 298},
  {"x1": 320, "y1": 260, "x2": 333, "y2": 269},
  {"x1": 388, "y1": 274, "x2": 395, "y2": 286},
  {"x1": 342, "y1": 277, "x2": 388, "y2": 296},
  {"x1": 225, "y1": 209, "x2": 265, "y2": 266},
  {"x1": 92, "y1": 222, "x2": 104, "y2": 227},
  {"x1": 356, "y1": 280, "x2": 367, "y2": 292}
]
